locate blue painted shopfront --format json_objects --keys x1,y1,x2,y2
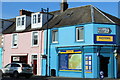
[{"x1": 42, "y1": 23, "x2": 118, "y2": 78}]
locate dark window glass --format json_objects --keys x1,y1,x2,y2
[
  {"x1": 38, "y1": 14, "x2": 41, "y2": 23},
  {"x1": 22, "y1": 64, "x2": 30, "y2": 67},
  {"x1": 11, "y1": 64, "x2": 20, "y2": 67},
  {"x1": 22, "y1": 17, "x2": 24, "y2": 25},
  {"x1": 32, "y1": 32, "x2": 38, "y2": 46}
]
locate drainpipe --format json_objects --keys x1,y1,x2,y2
[{"x1": 82, "y1": 46, "x2": 85, "y2": 78}]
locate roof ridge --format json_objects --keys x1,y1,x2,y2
[
  {"x1": 67, "y1": 5, "x2": 92, "y2": 10},
  {"x1": 93, "y1": 6, "x2": 115, "y2": 23}
]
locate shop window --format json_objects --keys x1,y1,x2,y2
[
  {"x1": 32, "y1": 32, "x2": 38, "y2": 46},
  {"x1": 52, "y1": 30, "x2": 58, "y2": 43},
  {"x1": 59, "y1": 50, "x2": 82, "y2": 72},
  {"x1": 85, "y1": 55, "x2": 92, "y2": 73},
  {"x1": 76, "y1": 27, "x2": 84, "y2": 41},
  {"x1": 12, "y1": 34, "x2": 18, "y2": 48}
]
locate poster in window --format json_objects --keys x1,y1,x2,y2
[
  {"x1": 85, "y1": 61, "x2": 88, "y2": 65},
  {"x1": 68, "y1": 54, "x2": 82, "y2": 69}
]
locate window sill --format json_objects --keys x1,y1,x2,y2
[
  {"x1": 76, "y1": 40, "x2": 84, "y2": 43},
  {"x1": 31, "y1": 45, "x2": 39, "y2": 48},
  {"x1": 52, "y1": 41, "x2": 58, "y2": 43},
  {"x1": 11, "y1": 46, "x2": 18, "y2": 49}
]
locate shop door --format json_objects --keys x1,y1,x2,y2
[
  {"x1": 100, "y1": 56, "x2": 110, "y2": 77},
  {"x1": 33, "y1": 60, "x2": 37, "y2": 75}
]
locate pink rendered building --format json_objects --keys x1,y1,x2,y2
[{"x1": 2, "y1": 9, "x2": 53, "y2": 75}]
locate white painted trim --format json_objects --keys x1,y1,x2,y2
[
  {"x1": 31, "y1": 31, "x2": 39, "y2": 47},
  {"x1": 93, "y1": 6, "x2": 115, "y2": 23},
  {"x1": 90, "y1": 5, "x2": 94, "y2": 22},
  {"x1": 76, "y1": 27, "x2": 84, "y2": 42},
  {"x1": 11, "y1": 53, "x2": 28, "y2": 56},
  {"x1": 52, "y1": 30, "x2": 58, "y2": 43},
  {"x1": 11, "y1": 33, "x2": 18, "y2": 49}
]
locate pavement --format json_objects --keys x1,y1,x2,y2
[{"x1": 1, "y1": 76, "x2": 120, "y2": 80}]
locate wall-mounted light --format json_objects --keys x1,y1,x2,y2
[{"x1": 114, "y1": 50, "x2": 118, "y2": 58}]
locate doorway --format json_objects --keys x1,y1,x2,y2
[
  {"x1": 100, "y1": 56, "x2": 110, "y2": 77},
  {"x1": 32, "y1": 55, "x2": 37, "y2": 75}
]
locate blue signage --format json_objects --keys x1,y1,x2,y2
[{"x1": 94, "y1": 34, "x2": 116, "y2": 44}]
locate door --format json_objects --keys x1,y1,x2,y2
[
  {"x1": 33, "y1": 60, "x2": 37, "y2": 75},
  {"x1": 100, "y1": 56, "x2": 110, "y2": 77}
]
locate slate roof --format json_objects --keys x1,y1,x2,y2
[
  {"x1": 42, "y1": 5, "x2": 120, "y2": 29},
  {"x1": 2, "y1": 5, "x2": 120, "y2": 34}
]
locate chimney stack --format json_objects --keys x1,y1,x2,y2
[
  {"x1": 20, "y1": 9, "x2": 33, "y2": 16},
  {"x1": 61, "y1": 0, "x2": 68, "y2": 12}
]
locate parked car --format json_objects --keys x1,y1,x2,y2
[{"x1": 1, "y1": 62, "x2": 33, "y2": 78}]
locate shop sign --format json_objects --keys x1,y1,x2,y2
[
  {"x1": 98, "y1": 27, "x2": 111, "y2": 34},
  {"x1": 59, "y1": 50, "x2": 82, "y2": 53},
  {"x1": 13, "y1": 57, "x2": 20, "y2": 61},
  {"x1": 94, "y1": 34, "x2": 116, "y2": 44}
]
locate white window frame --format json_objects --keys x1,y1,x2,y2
[
  {"x1": 33, "y1": 15, "x2": 36, "y2": 24},
  {"x1": 16, "y1": 16, "x2": 25, "y2": 26},
  {"x1": 76, "y1": 27, "x2": 84, "y2": 42},
  {"x1": 17, "y1": 18, "x2": 21, "y2": 26},
  {"x1": 52, "y1": 30, "x2": 58, "y2": 43},
  {"x1": 32, "y1": 31, "x2": 39, "y2": 47},
  {"x1": 12, "y1": 33, "x2": 18, "y2": 48}
]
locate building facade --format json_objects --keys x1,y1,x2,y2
[
  {"x1": 42, "y1": 5, "x2": 120, "y2": 78},
  {"x1": 2, "y1": 9, "x2": 52, "y2": 75},
  {"x1": 0, "y1": 19, "x2": 14, "y2": 69}
]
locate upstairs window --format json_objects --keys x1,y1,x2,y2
[
  {"x1": 76, "y1": 27, "x2": 84, "y2": 41},
  {"x1": 12, "y1": 34, "x2": 18, "y2": 48},
  {"x1": 38, "y1": 14, "x2": 41, "y2": 23},
  {"x1": 33, "y1": 15, "x2": 36, "y2": 24},
  {"x1": 17, "y1": 18, "x2": 21, "y2": 26},
  {"x1": 22, "y1": 17, "x2": 25, "y2": 25},
  {"x1": 52, "y1": 30, "x2": 58, "y2": 43},
  {"x1": 32, "y1": 32, "x2": 38, "y2": 46},
  {"x1": 17, "y1": 17, "x2": 25, "y2": 26}
]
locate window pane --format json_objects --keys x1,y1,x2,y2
[
  {"x1": 68, "y1": 54, "x2": 82, "y2": 69},
  {"x1": 22, "y1": 17, "x2": 24, "y2": 25},
  {"x1": 17, "y1": 18, "x2": 20, "y2": 26},
  {"x1": 52, "y1": 30, "x2": 58, "y2": 42},
  {"x1": 33, "y1": 15, "x2": 36, "y2": 24},
  {"x1": 76, "y1": 27, "x2": 84, "y2": 41},
  {"x1": 33, "y1": 32, "x2": 38, "y2": 45},
  {"x1": 38, "y1": 14, "x2": 41, "y2": 23},
  {"x1": 13, "y1": 34, "x2": 17, "y2": 47}
]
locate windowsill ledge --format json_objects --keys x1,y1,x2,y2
[
  {"x1": 31, "y1": 45, "x2": 39, "y2": 48},
  {"x1": 11, "y1": 46, "x2": 18, "y2": 49}
]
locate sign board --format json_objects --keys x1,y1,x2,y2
[
  {"x1": 59, "y1": 50, "x2": 82, "y2": 54},
  {"x1": 94, "y1": 34, "x2": 116, "y2": 44},
  {"x1": 13, "y1": 57, "x2": 20, "y2": 61},
  {"x1": 98, "y1": 27, "x2": 111, "y2": 34}
]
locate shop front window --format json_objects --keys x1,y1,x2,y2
[{"x1": 59, "y1": 50, "x2": 82, "y2": 71}]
